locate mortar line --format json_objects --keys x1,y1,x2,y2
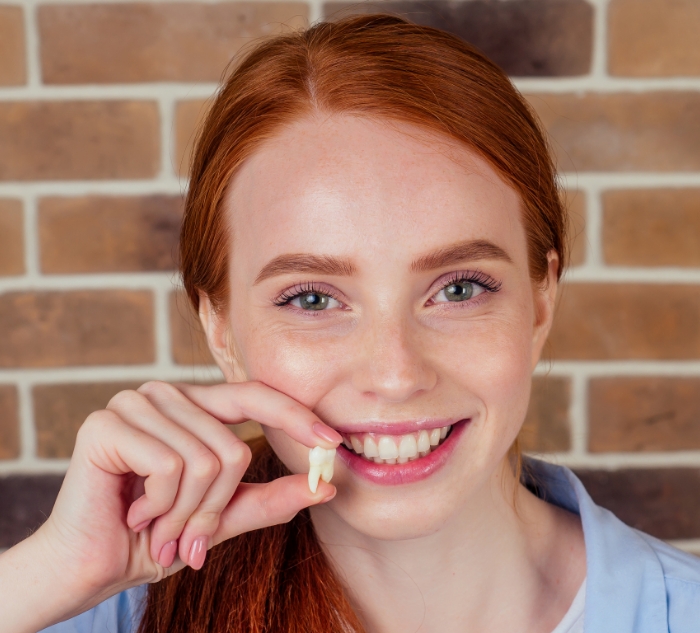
[{"x1": 22, "y1": 0, "x2": 42, "y2": 89}]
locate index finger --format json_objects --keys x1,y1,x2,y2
[{"x1": 173, "y1": 381, "x2": 341, "y2": 449}]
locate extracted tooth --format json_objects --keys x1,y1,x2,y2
[
  {"x1": 308, "y1": 446, "x2": 336, "y2": 493},
  {"x1": 364, "y1": 436, "x2": 379, "y2": 458},
  {"x1": 398, "y1": 435, "x2": 418, "y2": 460},
  {"x1": 440, "y1": 425, "x2": 449, "y2": 439},
  {"x1": 378, "y1": 436, "x2": 399, "y2": 460},
  {"x1": 429, "y1": 428, "x2": 441, "y2": 446},
  {"x1": 417, "y1": 430, "x2": 430, "y2": 453},
  {"x1": 350, "y1": 435, "x2": 364, "y2": 454}
]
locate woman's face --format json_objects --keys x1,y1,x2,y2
[{"x1": 212, "y1": 114, "x2": 558, "y2": 541}]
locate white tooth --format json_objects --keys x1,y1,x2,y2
[
  {"x1": 417, "y1": 430, "x2": 430, "y2": 453},
  {"x1": 364, "y1": 436, "x2": 379, "y2": 458},
  {"x1": 398, "y1": 434, "x2": 418, "y2": 459},
  {"x1": 398, "y1": 457, "x2": 409, "y2": 463},
  {"x1": 308, "y1": 447, "x2": 335, "y2": 492},
  {"x1": 429, "y1": 428, "x2": 441, "y2": 446},
  {"x1": 440, "y1": 425, "x2": 449, "y2": 439},
  {"x1": 409, "y1": 455, "x2": 419, "y2": 461},
  {"x1": 385, "y1": 458, "x2": 397, "y2": 464},
  {"x1": 308, "y1": 465, "x2": 322, "y2": 493},
  {"x1": 378, "y1": 436, "x2": 399, "y2": 460},
  {"x1": 343, "y1": 438, "x2": 353, "y2": 450},
  {"x1": 351, "y1": 436, "x2": 364, "y2": 454},
  {"x1": 419, "y1": 448, "x2": 431, "y2": 457},
  {"x1": 373, "y1": 457, "x2": 383, "y2": 463}
]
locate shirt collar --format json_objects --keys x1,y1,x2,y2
[{"x1": 523, "y1": 458, "x2": 669, "y2": 633}]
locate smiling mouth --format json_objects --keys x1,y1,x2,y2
[{"x1": 340, "y1": 425, "x2": 453, "y2": 465}]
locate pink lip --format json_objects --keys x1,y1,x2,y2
[
  {"x1": 333, "y1": 418, "x2": 461, "y2": 435},
  {"x1": 336, "y1": 419, "x2": 470, "y2": 485}
]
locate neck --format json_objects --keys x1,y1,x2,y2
[{"x1": 310, "y1": 458, "x2": 585, "y2": 633}]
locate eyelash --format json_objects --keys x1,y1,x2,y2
[{"x1": 272, "y1": 271, "x2": 501, "y2": 309}]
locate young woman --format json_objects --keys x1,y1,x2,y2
[{"x1": 2, "y1": 14, "x2": 699, "y2": 633}]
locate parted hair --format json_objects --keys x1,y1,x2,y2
[{"x1": 139, "y1": 14, "x2": 567, "y2": 632}]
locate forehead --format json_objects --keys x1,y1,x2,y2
[{"x1": 225, "y1": 114, "x2": 526, "y2": 274}]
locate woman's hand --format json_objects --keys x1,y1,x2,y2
[{"x1": 25, "y1": 381, "x2": 340, "y2": 626}]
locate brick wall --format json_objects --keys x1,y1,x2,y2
[{"x1": 0, "y1": 0, "x2": 699, "y2": 554}]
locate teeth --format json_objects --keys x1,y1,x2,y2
[
  {"x1": 417, "y1": 430, "x2": 430, "y2": 453},
  {"x1": 342, "y1": 424, "x2": 453, "y2": 465},
  {"x1": 398, "y1": 435, "x2": 418, "y2": 459},
  {"x1": 364, "y1": 436, "x2": 379, "y2": 458},
  {"x1": 378, "y1": 436, "x2": 399, "y2": 460},
  {"x1": 308, "y1": 446, "x2": 336, "y2": 493},
  {"x1": 351, "y1": 436, "x2": 364, "y2": 454}
]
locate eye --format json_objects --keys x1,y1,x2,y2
[
  {"x1": 433, "y1": 280, "x2": 485, "y2": 303},
  {"x1": 289, "y1": 291, "x2": 342, "y2": 311}
]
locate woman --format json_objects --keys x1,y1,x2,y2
[{"x1": 2, "y1": 14, "x2": 699, "y2": 633}]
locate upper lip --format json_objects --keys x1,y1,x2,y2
[{"x1": 330, "y1": 418, "x2": 467, "y2": 435}]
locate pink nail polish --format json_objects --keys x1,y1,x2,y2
[
  {"x1": 313, "y1": 422, "x2": 342, "y2": 444},
  {"x1": 158, "y1": 540, "x2": 178, "y2": 568},
  {"x1": 189, "y1": 537, "x2": 208, "y2": 570},
  {"x1": 132, "y1": 519, "x2": 151, "y2": 533}
]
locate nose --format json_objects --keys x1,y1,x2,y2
[{"x1": 351, "y1": 314, "x2": 438, "y2": 403}]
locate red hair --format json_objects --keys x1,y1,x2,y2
[{"x1": 140, "y1": 14, "x2": 567, "y2": 632}]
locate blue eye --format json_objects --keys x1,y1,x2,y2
[
  {"x1": 290, "y1": 292, "x2": 341, "y2": 311},
  {"x1": 433, "y1": 281, "x2": 484, "y2": 303}
]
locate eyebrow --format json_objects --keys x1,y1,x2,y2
[
  {"x1": 254, "y1": 239, "x2": 512, "y2": 285},
  {"x1": 254, "y1": 254, "x2": 357, "y2": 285},
  {"x1": 410, "y1": 239, "x2": 512, "y2": 273}
]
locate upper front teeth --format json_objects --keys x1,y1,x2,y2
[
  {"x1": 308, "y1": 446, "x2": 336, "y2": 493},
  {"x1": 343, "y1": 425, "x2": 452, "y2": 464}
]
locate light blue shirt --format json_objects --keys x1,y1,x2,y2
[{"x1": 41, "y1": 459, "x2": 700, "y2": 632}]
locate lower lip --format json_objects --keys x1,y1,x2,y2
[{"x1": 336, "y1": 419, "x2": 470, "y2": 486}]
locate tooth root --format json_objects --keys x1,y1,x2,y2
[
  {"x1": 417, "y1": 430, "x2": 430, "y2": 452},
  {"x1": 308, "y1": 465, "x2": 322, "y2": 493},
  {"x1": 364, "y1": 436, "x2": 379, "y2": 457},
  {"x1": 398, "y1": 434, "x2": 418, "y2": 459},
  {"x1": 321, "y1": 461, "x2": 334, "y2": 483},
  {"x1": 429, "y1": 428, "x2": 441, "y2": 446},
  {"x1": 378, "y1": 436, "x2": 399, "y2": 460},
  {"x1": 351, "y1": 436, "x2": 364, "y2": 454},
  {"x1": 440, "y1": 426, "x2": 449, "y2": 439}
]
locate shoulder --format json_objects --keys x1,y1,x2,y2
[{"x1": 39, "y1": 585, "x2": 147, "y2": 633}]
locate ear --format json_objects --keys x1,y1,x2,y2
[
  {"x1": 198, "y1": 294, "x2": 246, "y2": 383},
  {"x1": 531, "y1": 250, "x2": 560, "y2": 369}
]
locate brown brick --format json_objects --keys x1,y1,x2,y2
[
  {"x1": 175, "y1": 99, "x2": 211, "y2": 177},
  {"x1": 33, "y1": 382, "x2": 141, "y2": 458},
  {"x1": 39, "y1": 195, "x2": 183, "y2": 274},
  {"x1": 39, "y1": 3, "x2": 309, "y2": 84},
  {"x1": 589, "y1": 377, "x2": 700, "y2": 453},
  {"x1": 0, "y1": 101, "x2": 159, "y2": 181},
  {"x1": 0, "y1": 475, "x2": 64, "y2": 547},
  {"x1": 170, "y1": 290, "x2": 214, "y2": 365},
  {"x1": 609, "y1": 0, "x2": 700, "y2": 77},
  {"x1": 575, "y1": 468, "x2": 700, "y2": 540},
  {"x1": 0, "y1": 290, "x2": 154, "y2": 368},
  {"x1": 547, "y1": 284, "x2": 700, "y2": 360},
  {"x1": 565, "y1": 190, "x2": 586, "y2": 267},
  {"x1": 527, "y1": 93, "x2": 700, "y2": 172},
  {"x1": 0, "y1": 199, "x2": 24, "y2": 276},
  {"x1": 520, "y1": 376, "x2": 571, "y2": 453},
  {"x1": 324, "y1": 0, "x2": 593, "y2": 76},
  {"x1": 0, "y1": 6, "x2": 25, "y2": 85},
  {"x1": 603, "y1": 189, "x2": 700, "y2": 268},
  {"x1": 0, "y1": 385, "x2": 19, "y2": 459}
]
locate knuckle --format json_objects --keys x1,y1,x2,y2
[
  {"x1": 189, "y1": 452, "x2": 220, "y2": 481},
  {"x1": 190, "y1": 507, "x2": 223, "y2": 532},
  {"x1": 107, "y1": 389, "x2": 144, "y2": 411},
  {"x1": 221, "y1": 441, "x2": 252, "y2": 472},
  {"x1": 159, "y1": 452, "x2": 184, "y2": 478},
  {"x1": 137, "y1": 380, "x2": 178, "y2": 400}
]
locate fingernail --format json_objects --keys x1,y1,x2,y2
[
  {"x1": 313, "y1": 422, "x2": 342, "y2": 445},
  {"x1": 132, "y1": 519, "x2": 151, "y2": 533},
  {"x1": 158, "y1": 540, "x2": 178, "y2": 568},
  {"x1": 189, "y1": 537, "x2": 208, "y2": 570}
]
